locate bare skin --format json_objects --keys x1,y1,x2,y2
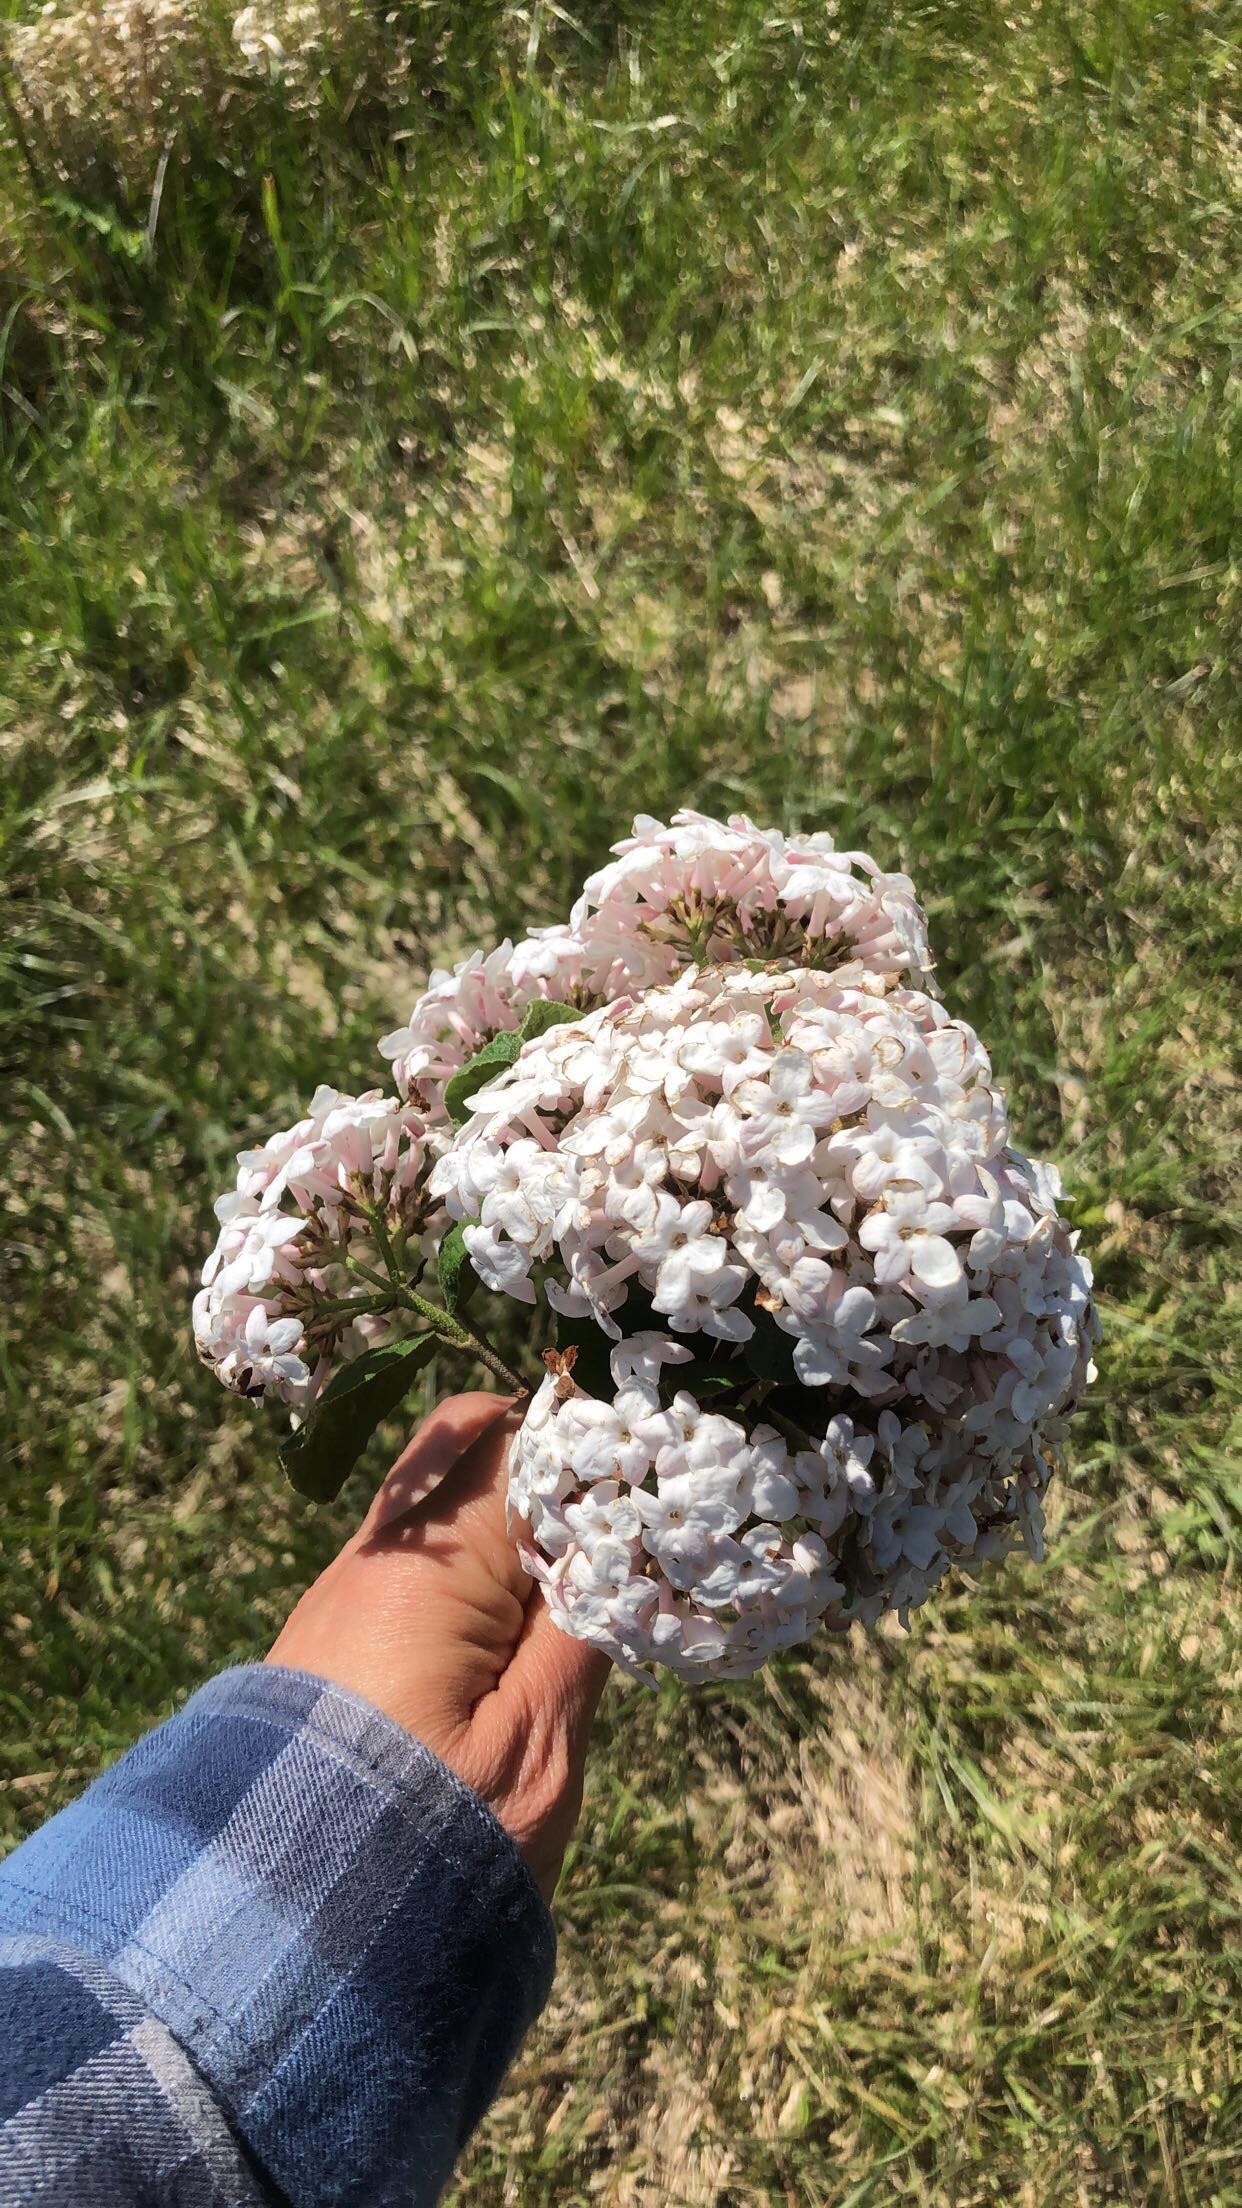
[{"x1": 267, "y1": 1392, "x2": 611, "y2": 1901}]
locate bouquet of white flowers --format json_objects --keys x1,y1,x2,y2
[{"x1": 195, "y1": 812, "x2": 1098, "y2": 1682}]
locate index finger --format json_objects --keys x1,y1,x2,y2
[{"x1": 358, "y1": 1391, "x2": 520, "y2": 1541}]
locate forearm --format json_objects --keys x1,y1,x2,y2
[{"x1": 0, "y1": 1665, "x2": 556, "y2": 2208}]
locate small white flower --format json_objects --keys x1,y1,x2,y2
[
  {"x1": 636, "y1": 1472, "x2": 745, "y2": 1588},
  {"x1": 891, "y1": 1294, "x2": 1002, "y2": 1351},
  {"x1": 462, "y1": 1223, "x2": 538, "y2": 1304},
  {"x1": 563, "y1": 1384, "x2": 664, "y2": 1483},
  {"x1": 735, "y1": 1434, "x2": 793, "y2": 1521},
  {"x1": 564, "y1": 1483, "x2": 644, "y2": 1549},
  {"x1": 630, "y1": 1193, "x2": 730, "y2": 1295},
  {"x1": 609, "y1": 1333, "x2": 694, "y2": 1388},
  {"x1": 857, "y1": 1183, "x2": 964, "y2": 1289},
  {"x1": 732, "y1": 1049, "x2": 837, "y2": 1168}
]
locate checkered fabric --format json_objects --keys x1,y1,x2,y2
[{"x1": 0, "y1": 1666, "x2": 556, "y2": 2207}]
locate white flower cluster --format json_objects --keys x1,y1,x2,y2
[
  {"x1": 434, "y1": 962, "x2": 1097, "y2": 1674},
  {"x1": 573, "y1": 808, "x2": 932, "y2": 995},
  {"x1": 377, "y1": 929, "x2": 595, "y2": 1124},
  {"x1": 377, "y1": 810, "x2": 932, "y2": 1118},
  {"x1": 193, "y1": 1087, "x2": 432, "y2": 1417},
  {"x1": 196, "y1": 811, "x2": 1097, "y2": 1681},
  {"x1": 511, "y1": 1336, "x2": 854, "y2": 1681}
]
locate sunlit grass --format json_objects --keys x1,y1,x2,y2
[{"x1": 1, "y1": 1, "x2": 1238, "y2": 2199}]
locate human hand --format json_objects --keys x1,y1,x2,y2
[{"x1": 266, "y1": 1392, "x2": 610, "y2": 1900}]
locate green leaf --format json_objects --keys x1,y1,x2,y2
[
  {"x1": 517, "y1": 998, "x2": 582, "y2": 1042},
  {"x1": 280, "y1": 1335, "x2": 437, "y2": 1503},
  {"x1": 47, "y1": 192, "x2": 147, "y2": 262},
  {"x1": 443, "y1": 1000, "x2": 580, "y2": 1127},
  {"x1": 442, "y1": 1036, "x2": 522, "y2": 1128},
  {"x1": 437, "y1": 1220, "x2": 474, "y2": 1313}
]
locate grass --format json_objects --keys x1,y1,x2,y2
[{"x1": 1, "y1": 0, "x2": 1238, "y2": 2199}]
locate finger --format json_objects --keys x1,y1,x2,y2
[
  {"x1": 502, "y1": 1588, "x2": 613, "y2": 1754},
  {"x1": 360, "y1": 1391, "x2": 516, "y2": 1539},
  {"x1": 358, "y1": 1395, "x2": 532, "y2": 1615}
]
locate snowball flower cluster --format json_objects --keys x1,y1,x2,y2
[
  {"x1": 195, "y1": 810, "x2": 1097, "y2": 1682},
  {"x1": 377, "y1": 810, "x2": 932, "y2": 1118},
  {"x1": 434, "y1": 962, "x2": 1097, "y2": 1671},
  {"x1": 572, "y1": 809, "x2": 933, "y2": 994},
  {"x1": 512, "y1": 1336, "x2": 859, "y2": 1681},
  {"x1": 193, "y1": 1087, "x2": 433, "y2": 1417}
]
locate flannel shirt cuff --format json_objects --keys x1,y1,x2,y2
[{"x1": 0, "y1": 1665, "x2": 556, "y2": 2208}]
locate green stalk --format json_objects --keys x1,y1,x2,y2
[
  {"x1": 402, "y1": 1289, "x2": 529, "y2": 1394},
  {"x1": 347, "y1": 1197, "x2": 530, "y2": 1392}
]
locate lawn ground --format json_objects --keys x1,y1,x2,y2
[{"x1": 1, "y1": 2, "x2": 1239, "y2": 2200}]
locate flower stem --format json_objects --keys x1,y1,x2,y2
[
  {"x1": 302, "y1": 1291, "x2": 399, "y2": 1324},
  {"x1": 316, "y1": 1217, "x2": 531, "y2": 1391},
  {"x1": 402, "y1": 1290, "x2": 529, "y2": 1395},
  {"x1": 358, "y1": 1197, "x2": 404, "y2": 1289},
  {"x1": 342, "y1": 1256, "x2": 398, "y2": 1295}
]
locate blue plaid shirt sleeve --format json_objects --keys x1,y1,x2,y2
[{"x1": 0, "y1": 1665, "x2": 558, "y2": 2207}]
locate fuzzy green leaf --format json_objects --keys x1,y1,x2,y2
[
  {"x1": 280, "y1": 1335, "x2": 437, "y2": 1503},
  {"x1": 443, "y1": 1000, "x2": 580, "y2": 1128},
  {"x1": 517, "y1": 998, "x2": 583, "y2": 1043}
]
